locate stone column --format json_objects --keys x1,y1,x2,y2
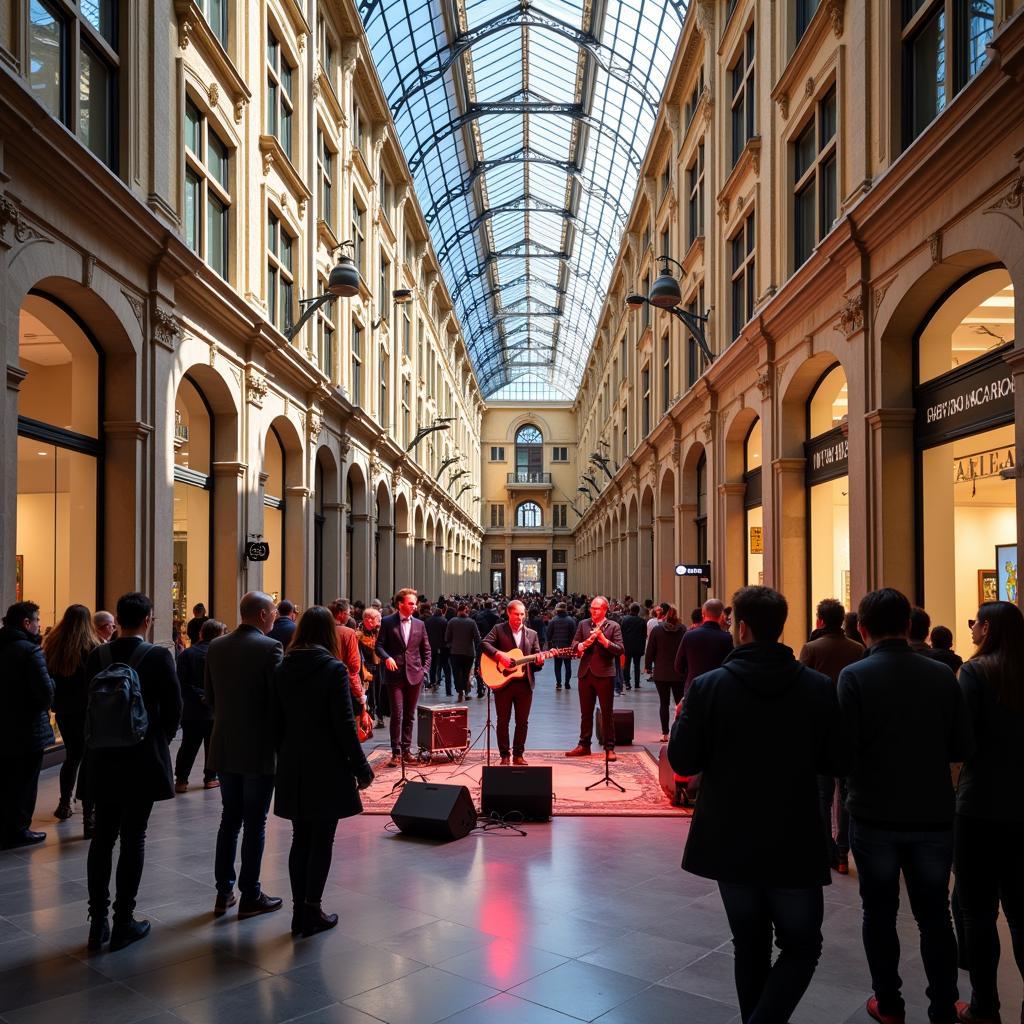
[
  {"x1": 376, "y1": 522, "x2": 394, "y2": 603},
  {"x1": 321, "y1": 500, "x2": 344, "y2": 600},
  {"x1": 350, "y1": 512, "x2": 371, "y2": 603},
  {"x1": 285, "y1": 485, "x2": 310, "y2": 606},
  {"x1": 394, "y1": 528, "x2": 412, "y2": 588},
  {"x1": 718, "y1": 482, "x2": 748, "y2": 602},
  {"x1": 1, "y1": 365, "x2": 27, "y2": 608},
  {"x1": 414, "y1": 536, "x2": 425, "y2": 591},
  {"x1": 772, "y1": 457, "x2": 808, "y2": 646},
  {"x1": 625, "y1": 526, "x2": 638, "y2": 599},
  {"x1": 674, "y1": 502, "x2": 697, "y2": 610},
  {"x1": 211, "y1": 461, "x2": 247, "y2": 620}
]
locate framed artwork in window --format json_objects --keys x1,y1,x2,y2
[{"x1": 978, "y1": 569, "x2": 998, "y2": 605}]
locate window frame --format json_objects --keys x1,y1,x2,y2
[
  {"x1": 267, "y1": 211, "x2": 294, "y2": 334},
  {"x1": 515, "y1": 501, "x2": 543, "y2": 528},
  {"x1": 266, "y1": 26, "x2": 294, "y2": 162},
  {"x1": 687, "y1": 141, "x2": 705, "y2": 247},
  {"x1": 729, "y1": 23, "x2": 756, "y2": 167},
  {"x1": 184, "y1": 95, "x2": 231, "y2": 279},
  {"x1": 730, "y1": 212, "x2": 756, "y2": 340},
  {"x1": 792, "y1": 85, "x2": 837, "y2": 270}
]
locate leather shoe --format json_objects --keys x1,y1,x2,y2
[
  {"x1": 87, "y1": 913, "x2": 109, "y2": 951},
  {"x1": 109, "y1": 917, "x2": 150, "y2": 951},
  {"x1": 174, "y1": 781, "x2": 188, "y2": 793},
  {"x1": 54, "y1": 799, "x2": 73, "y2": 820},
  {"x1": 386, "y1": 755, "x2": 401, "y2": 768},
  {"x1": 1, "y1": 830, "x2": 46, "y2": 850},
  {"x1": 214, "y1": 891, "x2": 237, "y2": 916},
  {"x1": 605, "y1": 750, "x2": 618, "y2": 762},
  {"x1": 402, "y1": 753, "x2": 418, "y2": 765},
  {"x1": 302, "y1": 905, "x2": 339, "y2": 936},
  {"x1": 565, "y1": 745, "x2": 591, "y2": 757},
  {"x1": 499, "y1": 756, "x2": 510, "y2": 765},
  {"x1": 513, "y1": 756, "x2": 528, "y2": 765},
  {"x1": 238, "y1": 892, "x2": 283, "y2": 918},
  {"x1": 866, "y1": 996, "x2": 906, "y2": 1024},
  {"x1": 203, "y1": 779, "x2": 220, "y2": 789}
]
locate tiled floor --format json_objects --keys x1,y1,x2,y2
[{"x1": 1, "y1": 680, "x2": 1020, "y2": 1023}]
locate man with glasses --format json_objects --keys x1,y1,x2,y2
[
  {"x1": 566, "y1": 596, "x2": 624, "y2": 760},
  {"x1": 0, "y1": 601, "x2": 54, "y2": 849}
]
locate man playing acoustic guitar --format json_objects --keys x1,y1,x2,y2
[{"x1": 480, "y1": 600, "x2": 549, "y2": 765}]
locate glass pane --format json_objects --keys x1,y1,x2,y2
[
  {"x1": 184, "y1": 169, "x2": 200, "y2": 252},
  {"x1": 745, "y1": 419, "x2": 763, "y2": 471},
  {"x1": 80, "y1": 0, "x2": 116, "y2": 46},
  {"x1": 967, "y1": 1, "x2": 994, "y2": 78},
  {"x1": 280, "y1": 278, "x2": 292, "y2": 331},
  {"x1": 184, "y1": 98, "x2": 201, "y2": 154},
  {"x1": 78, "y1": 42, "x2": 112, "y2": 164},
  {"x1": 267, "y1": 80, "x2": 278, "y2": 136},
  {"x1": 207, "y1": 195, "x2": 227, "y2": 277},
  {"x1": 795, "y1": 181, "x2": 815, "y2": 266},
  {"x1": 820, "y1": 88, "x2": 837, "y2": 144},
  {"x1": 19, "y1": 294, "x2": 100, "y2": 437},
  {"x1": 262, "y1": 505, "x2": 283, "y2": 602},
  {"x1": 820, "y1": 154, "x2": 837, "y2": 236},
  {"x1": 281, "y1": 106, "x2": 291, "y2": 160},
  {"x1": 16, "y1": 436, "x2": 98, "y2": 629},
  {"x1": 809, "y1": 365, "x2": 848, "y2": 435},
  {"x1": 809, "y1": 475, "x2": 850, "y2": 617},
  {"x1": 746, "y1": 504, "x2": 763, "y2": 585},
  {"x1": 173, "y1": 481, "x2": 210, "y2": 625},
  {"x1": 29, "y1": 1, "x2": 63, "y2": 121},
  {"x1": 174, "y1": 377, "x2": 211, "y2": 473},
  {"x1": 207, "y1": 130, "x2": 228, "y2": 188},
  {"x1": 206, "y1": 0, "x2": 228, "y2": 48},
  {"x1": 795, "y1": 120, "x2": 816, "y2": 180},
  {"x1": 910, "y1": 9, "x2": 946, "y2": 138}
]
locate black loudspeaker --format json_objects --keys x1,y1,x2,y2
[
  {"x1": 481, "y1": 766, "x2": 553, "y2": 822},
  {"x1": 417, "y1": 705, "x2": 469, "y2": 752},
  {"x1": 390, "y1": 782, "x2": 477, "y2": 841},
  {"x1": 595, "y1": 708, "x2": 635, "y2": 745}
]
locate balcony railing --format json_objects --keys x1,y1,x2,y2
[{"x1": 506, "y1": 471, "x2": 552, "y2": 485}]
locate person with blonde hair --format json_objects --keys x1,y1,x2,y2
[{"x1": 43, "y1": 604, "x2": 101, "y2": 830}]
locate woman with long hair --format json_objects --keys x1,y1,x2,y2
[
  {"x1": 273, "y1": 606, "x2": 374, "y2": 937},
  {"x1": 644, "y1": 604, "x2": 686, "y2": 742},
  {"x1": 43, "y1": 604, "x2": 100, "y2": 833},
  {"x1": 954, "y1": 600, "x2": 1024, "y2": 1024}
]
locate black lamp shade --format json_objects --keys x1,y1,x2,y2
[
  {"x1": 625, "y1": 294, "x2": 646, "y2": 309},
  {"x1": 648, "y1": 266, "x2": 682, "y2": 308},
  {"x1": 327, "y1": 255, "x2": 360, "y2": 297},
  {"x1": 393, "y1": 288, "x2": 413, "y2": 304}
]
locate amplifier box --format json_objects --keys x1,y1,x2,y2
[
  {"x1": 595, "y1": 708, "x2": 635, "y2": 745},
  {"x1": 391, "y1": 782, "x2": 476, "y2": 841},
  {"x1": 417, "y1": 705, "x2": 469, "y2": 752},
  {"x1": 481, "y1": 765, "x2": 553, "y2": 822}
]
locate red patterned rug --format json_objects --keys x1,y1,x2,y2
[{"x1": 358, "y1": 747, "x2": 691, "y2": 817}]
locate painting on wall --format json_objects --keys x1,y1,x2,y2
[
  {"x1": 996, "y1": 544, "x2": 1018, "y2": 603},
  {"x1": 15, "y1": 555, "x2": 23, "y2": 601},
  {"x1": 978, "y1": 570, "x2": 998, "y2": 605}
]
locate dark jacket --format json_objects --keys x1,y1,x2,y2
[
  {"x1": 52, "y1": 661, "x2": 91, "y2": 718},
  {"x1": 176, "y1": 642, "x2": 213, "y2": 722},
  {"x1": 84, "y1": 637, "x2": 182, "y2": 803},
  {"x1": 838, "y1": 638, "x2": 974, "y2": 828},
  {"x1": 674, "y1": 621, "x2": 734, "y2": 693},
  {"x1": 205, "y1": 625, "x2": 284, "y2": 776},
  {"x1": 645, "y1": 622, "x2": 685, "y2": 682},
  {"x1": 571, "y1": 618, "x2": 624, "y2": 678},
  {"x1": 273, "y1": 646, "x2": 372, "y2": 821},
  {"x1": 956, "y1": 661, "x2": 1024, "y2": 822},
  {"x1": 185, "y1": 615, "x2": 208, "y2": 647},
  {"x1": 474, "y1": 608, "x2": 499, "y2": 635},
  {"x1": 620, "y1": 614, "x2": 648, "y2": 657},
  {"x1": 546, "y1": 612, "x2": 577, "y2": 648},
  {"x1": 670, "y1": 643, "x2": 847, "y2": 887},
  {"x1": 481, "y1": 622, "x2": 541, "y2": 690},
  {"x1": 445, "y1": 615, "x2": 481, "y2": 659},
  {"x1": 798, "y1": 631, "x2": 864, "y2": 684},
  {"x1": 527, "y1": 614, "x2": 547, "y2": 647},
  {"x1": 926, "y1": 648, "x2": 963, "y2": 675},
  {"x1": 267, "y1": 616, "x2": 296, "y2": 648},
  {"x1": 376, "y1": 613, "x2": 431, "y2": 686},
  {"x1": 0, "y1": 626, "x2": 55, "y2": 754},
  {"x1": 425, "y1": 614, "x2": 450, "y2": 654}
]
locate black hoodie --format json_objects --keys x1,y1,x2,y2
[{"x1": 669, "y1": 642, "x2": 848, "y2": 887}]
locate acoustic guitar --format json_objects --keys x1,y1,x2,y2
[{"x1": 480, "y1": 646, "x2": 575, "y2": 690}]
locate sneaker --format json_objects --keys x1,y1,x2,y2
[
  {"x1": 214, "y1": 891, "x2": 237, "y2": 916},
  {"x1": 203, "y1": 779, "x2": 220, "y2": 790},
  {"x1": 565, "y1": 745, "x2": 591, "y2": 757},
  {"x1": 109, "y1": 917, "x2": 151, "y2": 951},
  {"x1": 866, "y1": 996, "x2": 906, "y2": 1024},
  {"x1": 54, "y1": 799, "x2": 73, "y2": 820},
  {"x1": 238, "y1": 892, "x2": 283, "y2": 918},
  {"x1": 174, "y1": 781, "x2": 188, "y2": 793}
]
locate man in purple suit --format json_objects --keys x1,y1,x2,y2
[{"x1": 376, "y1": 588, "x2": 432, "y2": 767}]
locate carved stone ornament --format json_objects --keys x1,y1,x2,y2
[
  {"x1": 369, "y1": 449, "x2": 383, "y2": 481},
  {"x1": 152, "y1": 308, "x2": 181, "y2": 351},
  {"x1": 928, "y1": 231, "x2": 943, "y2": 264},
  {"x1": 247, "y1": 372, "x2": 269, "y2": 408},
  {"x1": 838, "y1": 294, "x2": 864, "y2": 336},
  {"x1": 207, "y1": 82, "x2": 219, "y2": 107},
  {"x1": 339, "y1": 436, "x2": 352, "y2": 462},
  {"x1": 308, "y1": 414, "x2": 322, "y2": 443},
  {"x1": 121, "y1": 288, "x2": 144, "y2": 330},
  {"x1": 872, "y1": 280, "x2": 893, "y2": 324},
  {"x1": 262, "y1": 149, "x2": 273, "y2": 175},
  {"x1": 984, "y1": 176, "x2": 1024, "y2": 231},
  {"x1": 778, "y1": 93, "x2": 790, "y2": 119},
  {"x1": 717, "y1": 196, "x2": 730, "y2": 220},
  {"x1": 805, "y1": 75, "x2": 816, "y2": 98},
  {"x1": 209, "y1": 340, "x2": 218, "y2": 367},
  {"x1": 0, "y1": 195, "x2": 49, "y2": 247},
  {"x1": 696, "y1": 0, "x2": 714, "y2": 37},
  {"x1": 756, "y1": 370, "x2": 772, "y2": 399},
  {"x1": 234, "y1": 99, "x2": 246, "y2": 123},
  {"x1": 700, "y1": 415, "x2": 713, "y2": 443},
  {"x1": 297, "y1": 33, "x2": 306, "y2": 53},
  {"x1": 178, "y1": 16, "x2": 193, "y2": 49},
  {"x1": 825, "y1": 0, "x2": 845, "y2": 37}
]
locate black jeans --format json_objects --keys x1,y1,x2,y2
[
  {"x1": 622, "y1": 652, "x2": 642, "y2": 687},
  {"x1": 429, "y1": 650, "x2": 452, "y2": 694},
  {"x1": 87, "y1": 797, "x2": 154, "y2": 921},
  {"x1": 55, "y1": 712, "x2": 89, "y2": 806},
  {"x1": 553, "y1": 656, "x2": 572, "y2": 685},
  {"x1": 954, "y1": 814, "x2": 1024, "y2": 1017},
  {"x1": 288, "y1": 819, "x2": 338, "y2": 908},
  {"x1": 0, "y1": 750, "x2": 44, "y2": 840},
  {"x1": 718, "y1": 882, "x2": 824, "y2": 1024},
  {"x1": 850, "y1": 819, "x2": 960, "y2": 1021},
  {"x1": 214, "y1": 772, "x2": 275, "y2": 898},
  {"x1": 818, "y1": 776, "x2": 850, "y2": 858},
  {"x1": 577, "y1": 671, "x2": 615, "y2": 750},
  {"x1": 494, "y1": 679, "x2": 533, "y2": 757},
  {"x1": 388, "y1": 680, "x2": 422, "y2": 755},
  {"x1": 175, "y1": 719, "x2": 215, "y2": 784},
  {"x1": 450, "y1": 655, "x2": 474, "y2": 696},
  {"x1": 653, "y1": 679, "x2": 684, "y2": 735}
]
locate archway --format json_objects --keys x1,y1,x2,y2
[
  {"x1": 345, "y1": 462, "x2": 369, "y2": 602},
  {"x1": 314, "y1": 446, "x2": 340, "y2": 605},
  {"x1": 639, "y1": 485, "x2": 655, "y2": 602},
  {"x1": 262, "y1": 416, "x2": 304, "y2": 604},
  {"x1": 394, "y1": 492, "x2": 411, "y2": 588},
  {"x1": 657, "y1": 468, "x2": 677, "y2": 603},
  {"x1": 375, "y1": 481, "x2": 393, "y2": 602},
  {"x1": 413, "y1": 505, "x2": 426, "y2": 597}
]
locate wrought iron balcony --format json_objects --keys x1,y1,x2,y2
[{"x1": 506, "y1": 471, "x2": 552, "y2": 489}]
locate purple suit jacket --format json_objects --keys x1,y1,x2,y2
[{"x1": 375, "y1": 613, "x2": 431, "y2": 686}]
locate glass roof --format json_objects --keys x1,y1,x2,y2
[{"x1": 360, "y1": 0, "x2": 685, "y2": 401}]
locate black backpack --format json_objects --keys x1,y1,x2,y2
[{"x1": 86, "y1": 643, "x2": 151, "y2": 749}]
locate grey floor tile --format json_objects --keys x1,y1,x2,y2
[
  {"x1": 0, "y1": 954, "x2": 110, "y2": 1013},
  {"x1": 173, "y1": 974, "x2": 337, "y2": 1024},
  {"x1": 1, "y1": 979, "x2": 163, "y2": 1024},
  {"x1": 286, "y1": 1004, "x2": 395, "y2": 1024},
  {"x1": 441, "y1": 991, "x2": 582, "y2": 1024},
  {"x1": 342, "y1": 966, "x2": 497, "y2": 1024},
  {"x1": 659, "y1": 950, "x2": 741, "y2": 1008},
  {"x1": 436, "y1": 938, "x2": 567, "y2": 989},
  {"x1": 579, "y1": 931, "x2": 712, "y2": 981},
  {"x1": 507, "y1": 959, "x2": 650, "y2": 1021},
  {"x1": 790, "y1": 977, "x2": 873, "y2": 1024},
  {"x1": 594, "y1": 983, "x2": 738, "y2": 1024},
  {"x1": 284, "y1": 945, "x2": 427, "y2": 1002},
  {"x1": 371, "y1": 919, "x2": 494, "y2": 965},
  {"x1": 123, "y1": 951, "x2": 270, "y2": 1008}
]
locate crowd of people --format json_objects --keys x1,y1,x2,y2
[{"x1": 0, "y1": 582, "x2": 1021, "y2": 1024}]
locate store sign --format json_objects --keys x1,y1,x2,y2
[
  {"x1": 675, "y1": 563, "x2": 711, "y2": 583},
  {"x1": 749, "y1": 526, "x2": 763, "y2": 554},
  {"x1": 246, "y1": 540, "x2": 270, "y2": 562},
  {"x1": 953, "y1": 446, "x2": 1015, "y2": 484},
  {"x1": 916, "y1": 345, "x2": 1015, "y2": 446},
  {"x1": 805, "y1": 427, "x2": 849, "y2": 485}
]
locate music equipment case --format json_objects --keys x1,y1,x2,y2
[
  {"x1": 481, "y1": 765, "x2": 553, "y2": 821},
  {"x1": 595, "y1": 708, "x2": 635, "y2": 745}
]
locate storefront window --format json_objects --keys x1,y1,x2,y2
[
  {"x1": 745, "y1": 419, "x2": 763, "y2": 585},
  {"x1": 172, "y1": 377, "x2": 212, "y2": 625},
  {"x1": 807, "y1": 366, "x2": 850, "y2": 614},
  {"x1": 917, "y1": 269, "x2": 1016, "y2": 655},
  {"x1": 263, "y1": 427, "x2": 285, "y2": 602},
  {"x1": 696, "y1": 452, "x2": 708, "y2": 605}
]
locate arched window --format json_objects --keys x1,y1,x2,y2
[
  {"x1": 514, "y1": 424, "x2": 543, "y2": 482},
  {"x1": 516, "y1": 501, "x2": 542, "y2": 528}
]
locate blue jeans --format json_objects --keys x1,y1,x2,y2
[
  {"x1": 215, "y1": 772, "x2": 275, "y2": 898},
  {"x1": 718, "y1": 882, "x2": 824, "y2": 1024},
  {"x1": 849, "y1": 819, "x2": 959, "y2": 1022}
]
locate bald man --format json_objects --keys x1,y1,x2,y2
[
  {"x1": 566, "y1": 596, "x2": 624, "y2": 760},
  {"x1": 674, "y1": 598, "x2": 734, "y2": 697}
]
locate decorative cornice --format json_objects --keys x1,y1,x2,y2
[
  {"x1": 121, "y1": 288, "x2": 145, "y2": 331},
  {"x1": 984, "y1": 175, "x2": 1024, "y2": 231},
  {"x1": 835, "y1": 293, "x2": 864, "y2": 337},
  {"x1": 0, "y1": 194, "x2": 50, "y2": 247},
  {"x1": 152, "y1": 307, "x2": 181, "y2": 351},
  {"x1": 104, "y1": 420, "x2": 154, "y2": 441},
  {"x1": 7, "y1": 364, "x2": 28, "y2": 392},
  {"x1": 173, "y1": 1, "x2": 251, "y2": 115},
  {"x1": 258, "y1": 135, "x2": 313, "y2": 203}
]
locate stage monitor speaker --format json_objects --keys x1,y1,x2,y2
[
  {"x1": 390, "y1": 782, "x2": 476, "y2": 841},
  {"x1": 417, "y1": 705, "x2": 469, "y2": 752},
  {"x1": 481, "y1": 765, "x2": 553, "y2": 822},
  {"x1": 595, "y1": 708, "x2": 635, "y2": 745}
]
